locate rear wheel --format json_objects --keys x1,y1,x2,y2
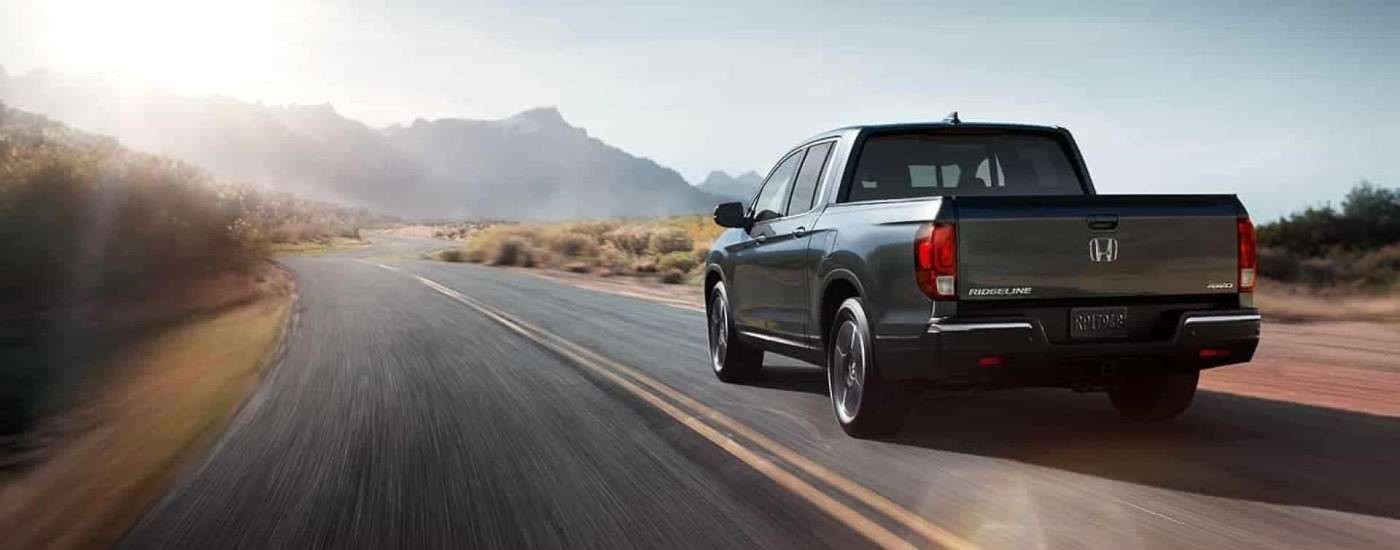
[
  {"x1": 708, "y1": 281, "x2": 762, "y2": 382},
  {"x1": 1108, "y1": 369, "x2": 1199, "y2": 421},
  {"x1": 827, "y1": 298, "x2": 911, "y2": 438}
]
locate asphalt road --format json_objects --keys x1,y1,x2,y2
[{"x1": 121, "y1": 235, "x2": 1400, "y2": 549}]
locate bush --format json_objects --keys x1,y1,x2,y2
[
  {"x1": 632, "y1": 260, "x2": 658, "y2": 274},
  {"x1": 492, "y1": 237, "x2": 535, "y2": 267},
  {"x1": 648, "y1": 226, "x2": 693, "y2": 255},
  {"x1": 1258, "y1": 181, "x2": 1400, "y2": 257},
  {"x1": 1355, "y1": 244, "x2": 1400, "y2": 287},
  {"x1": 604, "y1": 226, "x2": 655, "y2": 255},
  {"x1": 660, "y1": 268, "x2": 686, "y2": 284},
  {"x1": 564, "y1": 220, "x2": 621, "y2": 239},
  {"x1": 657, "y1": 251, "x2": 698, "y2": 273},
  {"x1": 596, "y1": 243, "x2": 627, "y2": 269},
  {"x1": 548, "y1": 231, "x2": 599, "y2": 258},
  {"x1": 565, "y1": 262, "x2": 591, "y2": 274},
  {"x1": 438, "y1": 249, "x2": 466, "y2": 262},
  {"x1": 461, "y1": 239, "x2": 490, "y2": 262}
]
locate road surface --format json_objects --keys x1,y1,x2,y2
[{"x1": 121, "y1": 236, "x2": 1400, "y2": 549}]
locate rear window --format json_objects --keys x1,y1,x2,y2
[{"x1": 844, "y1": 133, "x2": 1086, "y2": 202}]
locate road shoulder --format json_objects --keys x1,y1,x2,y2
[{"x1": 0, "y1": 263, "x2": 296, "y2": 550}]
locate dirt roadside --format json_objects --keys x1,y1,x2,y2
[{"x1": 0, "y1": 262, "x2": 296, "y2": 550}]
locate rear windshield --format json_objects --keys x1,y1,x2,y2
[{"x1": 844, "y1": 132, "x2": 1086, "y2": 202}]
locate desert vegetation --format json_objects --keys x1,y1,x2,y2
[
  {"x1": 0, "y1": 102, "x2": 373, "y2": 542},
  {"x1": 1252, "y1": 181, "x2": 1400, "y2": 321},
  {"x1": 430, "y1": 215, "x2": 723, "y2": 284},
  {"x1": 0, "y1": 104, "x2": 386, "y2": 311},
  {"x1": 1256, "y1": 182, "x2": 1400, "y2": 290}
]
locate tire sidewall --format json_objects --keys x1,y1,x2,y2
[
  {"x1": 708, "y1": 282, "x2": 733, "y2": 374},
  {"x1": 828, "y1": 297, "x2": 872, "y2": 427}
]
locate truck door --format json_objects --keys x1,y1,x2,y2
[
  {"x1": 733, "y1": 141, "x2": 835, "y2": 346},
  {"x1": 732, "y1": 149, "x2": 804, "y2": 336}
]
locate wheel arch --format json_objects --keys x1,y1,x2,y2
[{"x1": 818, "y1": 269, "x2": 866, "y2": 353}]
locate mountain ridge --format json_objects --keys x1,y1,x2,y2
[{"x1": 0, "y1": 67, "x2": 723, "y2": 220}]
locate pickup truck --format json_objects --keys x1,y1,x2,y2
[{"x1": 703, "y1": 118, "x2": 1261, "y2": 437}]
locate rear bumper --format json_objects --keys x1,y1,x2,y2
[{"x1": 877, "y1": 309, "x2": 1261, "y2": 384}]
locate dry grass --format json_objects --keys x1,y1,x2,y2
[
  {"x1": 431, "y1": 215, "x2": 718, "y2": 284},
  {"x1": 0, "y1": 265, "x2": 295, "y2": 550},
  {"x1": 1256, "y1": 280, "x2": 1400, "y2": 323},
  {"x1": 266, "y1": 237, "x2": 371, "y2": 256}
]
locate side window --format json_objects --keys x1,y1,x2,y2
[
  {"x1": 786, "y1": 142, "x2": 834, "y2": 214},
  {"x1": 750, "y1": 150, "x2": 805, "y2": 222}
]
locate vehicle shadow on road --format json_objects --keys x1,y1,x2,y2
[
  {"x1": 744, "y1": 364, "x2": 829, "y2": 396},
  {"x1": 888, "y1": 388, "x2": 1400, "y2": 520}
]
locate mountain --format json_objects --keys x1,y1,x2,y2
[
  {"x1": 383, "y1": 108, "x2": 718, "y2": 219},
  {"x1": 0, "y1": 67, "x2": 722, "y2": 220},
  {"x1": 696, "y1": 170, "x2": 763, "y2": 203}
]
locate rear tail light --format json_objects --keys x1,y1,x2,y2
[
  {"x1": 915, "y1": 223, "x2": 957, "y2": 300},
  {"x1": 1237, "y1": 217, "x2": 1257, "y2": 292},
  {"x1": 1199, "y1": 348, "x2": 1231, "y2": 359}
]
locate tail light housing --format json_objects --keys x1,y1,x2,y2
[
  {"x1": 915, "y1": 223, "x2": 957, "y2": 300},
  {"x1": 1237, "y1": 217, "x2": 1257, "y2": 292}
]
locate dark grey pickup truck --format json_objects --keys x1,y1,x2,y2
[{"x1": 703, "y1": 118, "x2": 1261, "y2": 437}]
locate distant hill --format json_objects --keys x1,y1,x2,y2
[
  {"x1": 0, "y1": 68, "x2": 723, "y2": 220},
  {"x1": 696, "y1": 170, "x2": 764, "y2": 203}
]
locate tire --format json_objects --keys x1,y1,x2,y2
[
  {"x1": 827, "y1": 298, "x2": 912, "y2": 438},
  {"x1": 1108, "y1": 369, "x2": 1199, "y2": 422},
  {"x1": 708, "y1": 281, "x2": 762, "y2": 382}
]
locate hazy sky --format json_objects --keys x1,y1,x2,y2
[{"x1": 2, "y1": 0, "x2": 1397, "y2": 219}]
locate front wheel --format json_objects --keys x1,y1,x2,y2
[
  {"x1": 708, "y1": 281, "x2": 762, "y2": 382},
  {"x1": 1108, "y1": 369, "x2": 1199, "y2": 421},
  {"x1": 827, "y1": 298, "x2": 912, "y2": 438}
]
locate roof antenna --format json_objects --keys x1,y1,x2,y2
[{"x1": 943, "y1": 111, "x2": 961, "y2": 125}]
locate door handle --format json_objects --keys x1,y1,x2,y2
[
  {"x1": 793, "y1": 226, "x2": 807, "y2": 237},
  {"x1": 1087, "y1": 214, "x2": 1119, "y2": 231}
]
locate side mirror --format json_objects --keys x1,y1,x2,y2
[{"x1": 713, "y1": 202, "x2": 748, "y2": 228}]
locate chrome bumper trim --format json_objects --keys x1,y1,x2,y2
[
  {"x1": 1183, "y1": 313, "x2": 1262, "y2": 325},
  {"x1": 927, "y1": 320, "x2": 1035, "y2": 334}
]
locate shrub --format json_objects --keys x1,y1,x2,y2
[
  {"x1": 1355, "y1": 244, "x2": 1400, "y2": 287},
  {"x1": 648, "y1": 226, "x2": 694, "y2": 255},
  {"x1": 596, "y1": 243, "x2": 627, "y2": 269},
  {"x1": 565, "y1": 220, "x2": 621, "y2": 239},
  {"x1": 462, "y1": 240, "x2": 490, "y2": 262},
  {"x1": 657, "y1": 251, "x2": 698, "y2": 273},
  {"x1": 632, "y1": 260, "x2": 658, "y2": 274},
  {"x1": 492, "y1": 237, "x2": 535, "y2": 267},
  {"x1": 660, "y1": 268, "x2": 686, "y2": 284},
  {"x1": 604, "y1": 226, "x2": 655, "y2": 255},
  {"x1": 1258, "y1": 181, "x2": 1400, "y2": 257},
  {"x1": 692, "y1": 246, "x2": 710, "y2": 265},
  {"x1": 438, "y1": 249, "x2": 466, "y2": 262},
  {"x1": 548, "y1": 231, "x2": 599, "y2": 258},
  {"x1": 565, "y1": 262, "x2": 591, "y2": 274}
]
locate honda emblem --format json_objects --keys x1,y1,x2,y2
[{"x1": 1089, "y1": 237, "x2": 1119, "y2": 263}]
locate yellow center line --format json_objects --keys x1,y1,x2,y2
[{"x1": 361, "y1": 260, "x2": 977, "y2": 550}]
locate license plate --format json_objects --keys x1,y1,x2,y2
[{"x1": 1070, "y1": 307, "x2": 1127, "y2": 340}]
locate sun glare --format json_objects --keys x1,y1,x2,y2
[{"x1": 34, "y1": 0, "x2": 310, "y2": 96}]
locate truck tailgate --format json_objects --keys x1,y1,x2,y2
[{"x1": 955, "y1": 195, "x2": 1242, "y2": 301}]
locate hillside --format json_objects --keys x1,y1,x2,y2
[
  {"x1": 696, "y1": 170, "x2": 763, "y2": 203},
  {"x1": 0, "y1": 68, "x2": 722, "y2": 220}
]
